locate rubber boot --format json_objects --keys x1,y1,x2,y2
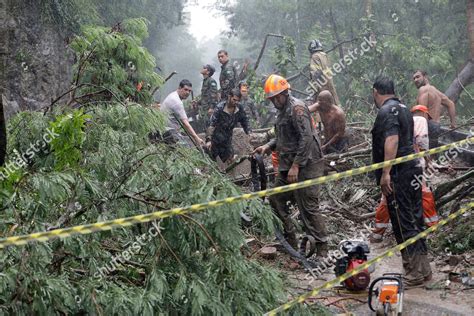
[
  {"x1": 402, "y1": 253, "x2": 425, "y2": 288},
  {"x1": 420, "y1": 254, "x2": 433, "y2": 281}
]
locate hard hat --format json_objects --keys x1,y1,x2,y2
[
  {"x1": 308, "y1": 39, "x2": 323, "y2": 53},
  {"x1": 411, "y1": 105, "x2": 432, "y2": 119},
  {"x1": 264, "y1": 74, "x2": 290, "y2": 99}
]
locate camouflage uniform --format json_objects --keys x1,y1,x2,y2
[
  {"x1": 198, "y1": 76, "x2": 219, "y2": 121},
  {"x1": 240, "y1": 97, "x2": 260, "y2": 128},
  {"x1": 219, "y1": 60, "x2": 237, "y2": 100},
  {"x1": 310, "y1": 51, "x2": 341, "y2": 105},
  {"x1": 206, "y1": 101, "x2": 250, "y2": 162},
  {"x1": 266, "y1": 96, "x2": 327, "y2": 251}
]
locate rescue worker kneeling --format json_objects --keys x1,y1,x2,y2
[{"x1": 253, "y1": 74, "x2": 328, "y2": 259}]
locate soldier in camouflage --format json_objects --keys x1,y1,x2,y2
[
  {"x1": 239, "y1": 81, "x2": 261, "y2": 128},
  {"x1": 218, "y1": 49, "x2": 238, "y2": 101},
  {"x1": 194, "y1": 64, "x2": 219, "y2": 127},
  {"x1": 253, "y1": 74, "x2": 328, "y2": 257}
]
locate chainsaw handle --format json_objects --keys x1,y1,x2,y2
[{"x1": 368, "y1": 276, "x2": 403, "y2": 312}]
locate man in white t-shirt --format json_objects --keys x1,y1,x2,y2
[{"x1": 160, "y1": 79, "x2": 204, "y2": 146}]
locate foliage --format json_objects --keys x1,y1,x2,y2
[
  {"x1": 0, "y1": 11, "x2": 313, "y2": 314},
  {"x1": 434, "y1": 216, "x2": 474, "y2": 254},
  {"x1": 49, "y1": 110, "x2": 91, "y2": 170},
  {"x1": 0, "y1": 99, "x2": 296, "y2": 314},
  {"x1": 222, "y1": 0, "x2": 472, "y2": 116},
  {"x1": 39, "y1": 0, "x2": 185, "y2": 37},
  {"x1": 272, "y1": 37, "x2": 297, "y2": 77},
  {"x1": 69, "y1": 18, "x2": 163, "y2": 105}
]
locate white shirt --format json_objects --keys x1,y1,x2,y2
[
  {"x1": 413, "y1": 116, "x2": 429, "y2": 168},
  {"x1": 161, "y1": 91, "x2": 188, "y2": 131}
]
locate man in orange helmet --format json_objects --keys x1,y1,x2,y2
[{"x1": 253, "y1": 74, "x2": 328, "y2": 257}]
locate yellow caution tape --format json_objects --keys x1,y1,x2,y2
[
  {"x1": 0, "y1": 137, "x2": 472, "y2": 249},
  {"x1": 264, "y1": 201, "x2": 474, "y2": 316}
]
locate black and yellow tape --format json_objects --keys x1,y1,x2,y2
[
  {"x1": 264, "y1": 201, "x2": 474, "y2": 316},
  {"x1": 0, "y1": 137, "x2": 472, "y2": 249}
]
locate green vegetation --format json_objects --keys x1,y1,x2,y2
[
  {"x1": 0, "y1": 19, "x2": 302, "y2": 315},
  {"x1": 222, "y1": 0, "x2": 473, "y2": 117}
]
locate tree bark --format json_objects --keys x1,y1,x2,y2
[
  {"x1": 444, "y1": 0, "x2": 474, "y2": 102},
  {"x1": 434, "y1": 170, "x2": 474, "y2": 200},
  {"x1": 0, "y1": 95, "x2": 6, "y2": 166},
  {"x1": 329, "y1": 6, "x2": 344, "y2": 59},
  {"x1": 444, "y1": 60, "x2": 474, "y2": 103},
  {"x1": 468, "y1": 0, "x2": 474, "y2": 58},
  {"x1": 364, "y1": 0, "x2": 372, "y2": 17}
]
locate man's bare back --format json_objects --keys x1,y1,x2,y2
[
  {"x1": 309, "y1": 91, "x2": 346, "y2": 153},
  {"x1": 413, "y1": 70, "x2": 456, "y2": 128}
]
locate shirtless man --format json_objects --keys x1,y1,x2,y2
[
  {"x1": 413, "y1": 70, "x2": 456, "y2": 148},
  {"x1": 308, "y1": 91, "x2": 347, "y2": 154}
]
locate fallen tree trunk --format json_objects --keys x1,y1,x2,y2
[
  {"x1": 324, "y1": 147, "x2": 371, "y2": 161},
  {"x1": 436, "y1": 183, "x2": 473, "y2": 209},
  {"x1": 445, "y1": 60, "x2": 474, "y2": 103},
  {"x1": 434, "y1": 170, "x2": 474, "y2": 200},
  {"x1": 444, "y1": 0, "x2": 474, "y2": 103}
]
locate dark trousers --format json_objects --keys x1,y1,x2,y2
[
  {"x1": 428, "y1": 120, "x2": 441, "y2": 149},
  {"x1": 386, "y1": 165, "x2": 427, "y2": 257},
  {"x1": 269, "y1": 160, "x2": 328, "y2": 245},
  {"x1": 210, "y1": 143, "x2": 233, "y2": 163}
]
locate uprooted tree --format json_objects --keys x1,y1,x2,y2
[{"x1": 0, "y1": 18, "x2": 320, "y2": 315}]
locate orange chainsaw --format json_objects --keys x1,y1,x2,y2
[{"x1": 368, "y1": 273, "x2": 404, "y2": 316}]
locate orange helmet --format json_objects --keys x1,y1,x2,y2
[
  {"x1": 264, "y1": 74, "x2": 290, "y2": 99},
  {"x1": 411, "y1": 105, "x2": 432, "y2": 119}
]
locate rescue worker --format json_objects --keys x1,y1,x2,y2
[
  {"x1": 253, "y1": 74, "x2": 328, "y2": 257},
  {"x1": 206, "y1": 88, "x2": 250, "y2": 163},
  {"x1": 308, "y1": 91, "x2": 347, "y2": 154},
  {"x1": 194, "y1": 64, "x2": 219, "y2": 127},
  {"x1": 413, "y1": 70, "x2": 456, "y2": 149},
  {"x1": 308, "y1": 39, "x2": 340, "y2": 105},
  {"x1": 160, "y1": 79, "x2": 204, "y2": 146},
  {"x1": 371, "y1": 76, "x2": 432, "y2": 286},
  {"x1": 370, "y1": 104, "x2": 439, "y2": 243},
  {"x1": 239, "y1": 81, "x2": 261, "y2": 128},
  {"x1": 218, "y1": 49, "x2": 238, "y2": 101}
]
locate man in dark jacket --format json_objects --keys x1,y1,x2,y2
[
  {"x1": 218, "y1": 49, "x2": 238, "y2": 101},
  {"x1": 206, "y1": 88, "x2": 250, "y2": 163},
  {"x1": 253, "y1": 74, "x2": 327, "y2": 257},
  {"x1": 371, "y1": 75, "x2": 432, "y2": 286}
]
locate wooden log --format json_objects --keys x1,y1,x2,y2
[
  {"x1": 259, "y1": 246, "x2": 277, "y2": 259},
  {"x1": 434, "y1": 170, "x2": 474, "y2": 200},
  {"x1": 324, "y1": 147, "x2": 371, "y2": 161}
]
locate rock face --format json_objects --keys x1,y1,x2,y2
[
  {"x1": 0, "y1": 0, "x2": 73, "y2": 119},
  {"x1": 229, "y1": 128, "x2": 253, "y2": 178}
]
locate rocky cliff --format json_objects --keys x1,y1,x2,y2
[{"x1": 0, "y1": 0, "x2": 73, "y2": 119}]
